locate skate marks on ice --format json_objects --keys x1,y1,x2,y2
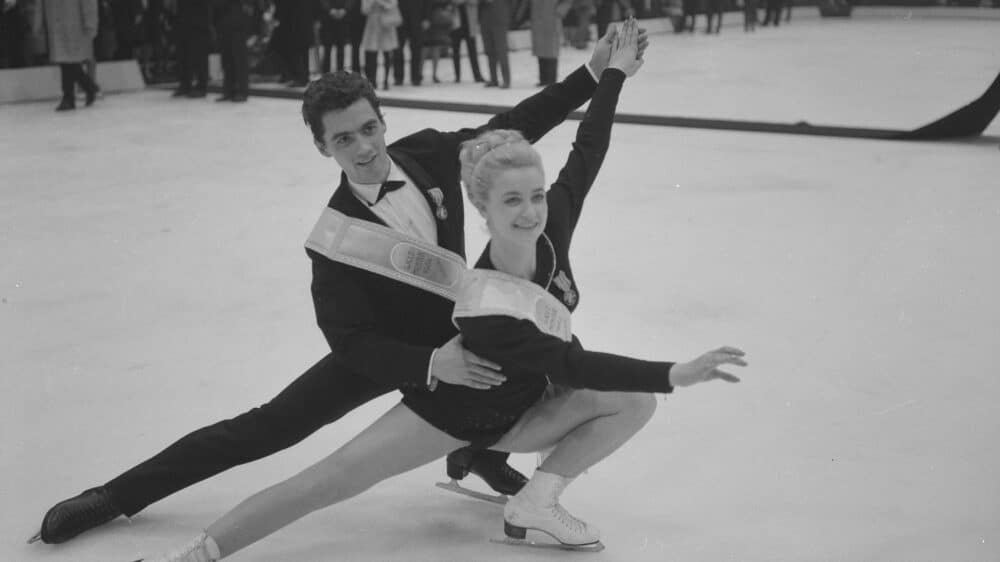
[{"x1": 435, "y1": 479, "x2": 508, "y2": 505}]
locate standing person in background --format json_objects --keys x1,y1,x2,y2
[
  {"x1": 1, "y1": 0, "x2": 29, "y2": 69},
  {"x1": 449, "y1": 0, "x2": 484, "y2": 83},
  {"x1": 214, "y1": 0, "x2": 250, "y2": 102},
  {"x1": 318, "y1": 0, "x2": 352, "y2": 73},
  {"x1": 783, "y1": 0, "x2": 792, "y2": 23},
  {"x1": 423, "y1": 0, "x2": 454, "y2": 83},
  {"x1": 345, "y1": 0, "x2": 364, "y2": 73},
  {"x1": 479, "y1": 0, "x2": 511, "y2": 88},
  {"x1": 360, "y1": 0, "x2": 399, "y2": 90},
  {"x1": 761, "y1": 0, "x2": 780, "y2": 26},
  {"x1": 743, "y1": 0, "x2": 757, "y2": 31},
  {"x1": 271, "y1": 0, "x2": 315, "y2": 87},
  {"x1": 33, "y1": 0, "x2": 100, "y2": 111},
  {"x1": 111, "y1": 0, "x2": 146, "y2": 60},
  {"x1": 85, "y1": 0, "x2": 113, "y2": 99},
  {"x1": 392, "y1": 0, "x2": 428, "y2": 86},
  {"x1": 594, "y1": 0, "x2": 626, "y2": 38},
  {"x1": 566, "y1": 0, "x2": 593, "y2": 49},
  {"x1": 703, "y1": 0, "x2": 721, "y2": 33},
  {"x1": 529, "y1": 0, "x2": 564, "y2": 87},
  {"x1": 171, "y1": 0, "x2": 211, "y2": 98}
]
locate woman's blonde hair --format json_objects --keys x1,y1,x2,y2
[{"x1": 459, "y1": 130, "x2": 544, "y2": 206}]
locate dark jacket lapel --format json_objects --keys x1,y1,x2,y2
[{"x1": 388, "y1": 147, "x2": 464, "y2": 257}]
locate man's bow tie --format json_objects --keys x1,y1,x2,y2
[{"x1": 372, "y1": 180, "x2": 406, "y2": 205}]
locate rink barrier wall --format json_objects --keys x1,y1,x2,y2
[{"x1": 0, "y1": 60, "x2": 145, "y2": 104}]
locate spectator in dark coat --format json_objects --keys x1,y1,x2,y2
[
  {"x1": 214, "y1": 0, "x2": 251, "y2": 101},
  {"x1": 271, "y1": 0, "x2": 315, "y2": 87},
  {"x1": 450, "y1": 0, "x2": 483, "y2": 83},
  {"x1": 318, "y1": 0, "x2": 354, "y2": 73},
  {"x1": 172, "y1": 0, "x2": 212, "y2": 97},
  {"x1": 392, "y1": 0, "x2": 429, "y2": 86}
]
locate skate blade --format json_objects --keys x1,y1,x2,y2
[
  {"x1": 27, "y1": 531, "x2": 41, "y2": 544},
  {"x1": 435, "y1": 480, "x2": 508, "y2": 505},
  {"x1": 490, "y1": 535, "x2": 605, "y2": 552}
]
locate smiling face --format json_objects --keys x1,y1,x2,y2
[
  {"x1": 314, "y1": 99, "x2": 390, "y2": 185},
  {"x1": 477, "y1": 166, "x2": 548, "y2": 248}
]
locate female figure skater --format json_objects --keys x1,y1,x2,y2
[{"x1": 140, "y1": 19, "x2": 746, "y2": 561}]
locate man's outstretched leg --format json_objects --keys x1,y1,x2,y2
[{"x1": 31, "y1": 354, "x2": 391, "y2": 544}]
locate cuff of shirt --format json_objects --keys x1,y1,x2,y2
[
  {"x1": 585, "y1": 62, "x2": 599, "y2": 83},
  {"x1": 426, "y1": 347, "x2": 439, "y2": 391}
]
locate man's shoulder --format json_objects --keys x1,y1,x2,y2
[{"x1": 389, "y1": 127, "x2": 450, "y2": 151}]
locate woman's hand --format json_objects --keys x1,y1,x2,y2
[
  {"x1": 670, "y1": 346, "x2": 747, "y2": 387},
  {"x1": 607, "y1": 17, "x2": 643, "y2": 77}
]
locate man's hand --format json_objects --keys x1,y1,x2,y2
[
  {"x1": 589, "y1": 21, "x2": 650, "y2": 76},
  {"x1": 431, "y1": 334, "x2": 506, "y2": 390},
  {"x1": 670, "y1": 347, "x2": 747, "y2": 387}
]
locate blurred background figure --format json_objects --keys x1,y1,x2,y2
[
  {"x1": 761, "y1": 0, "x2": 781, "y2": 26},
  {"x1": 392, "y1": 0, "x2": 428, "y2": 86},
  {"x1": 270, "y1": 0, "x2": 314, "y2": 87},
  {"x1": 479, "y1": 0, "x2": 511, "y2": 88},
  {"x1": 704, "y1": 0, "x2": 722, "y2": 33},
  {"x1": 564, "y1": 0, "x2": 593, "y2": 49},
  {"x1": 530, "y1": 0, "x2": 564, "y2": 86},
  {"x1": 1, "y1": 0, "x2": 30, "y2": 69},
  {"x1": 172, "y1": 0, "x2": 211, "y2": 97},
  {"x1": 361, "y1": 0, "x2": 399, "y2": 89},
  {"x1": 449, "y1": 0, "x2": 483, "y2": 83},
  {"x1": 743, "y1": 0, "x2": 757, "y2": 30},
  {"x1": 594, "y1": 0, "x2": 628, "y2": 38},
  {"x1": 32, "y1": 0, "x2": 100, "y2": 111},
  {"x1": 423, "y1": 0, "x2": 455, "y2": 83},
  {"x1": 318, "y1": 0, "x2": 352, "y2": 73},
  {"x1": 214, "y1": 0, "x2": 250, "y2": 101}
]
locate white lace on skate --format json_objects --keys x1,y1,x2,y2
[
  {"x1": 505, "y1": 498, "x2": 601, "y2": 546},
  {"x1": 144, "y1": 533, "x2": 218, "y2": 562}
]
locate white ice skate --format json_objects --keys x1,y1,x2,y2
[
  {"x1": 138, "y1": 532, "x2": 221, "y2": 562},
  {"x1": 493, "y1": 492, "x2": 604, "y2": 552}
]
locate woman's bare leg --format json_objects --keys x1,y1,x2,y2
[
  {"x1": 492, "y1": 388, "x2": 657, "y2": 477},
  {"x1": 488, "y1": 389, "x2": 657, "y2": 546},
  {"x1": 205, "y1": 402, "x2": 466, "y2": 558}
]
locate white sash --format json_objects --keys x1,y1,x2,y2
[
  {"x1": 453, "y1": 270, "x2": 572, "y2": 342},
  {"x1": 305, "y1": 208, "x2": 466, "y2": 301}
]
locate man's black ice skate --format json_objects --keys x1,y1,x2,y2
[
  {"x1": 437, "y1": 448, "x2": 527, "y2": 505},
  {"x1": 28, "y1": 486, "x2": 122, "y2": 544}
]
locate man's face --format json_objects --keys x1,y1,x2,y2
[{"x1": 315, "y1": 99, "x2": 390, "y2": 185}]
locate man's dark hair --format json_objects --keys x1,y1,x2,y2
[{"x1": 302, "y1": 72, "x2": 383, "y2": 145}]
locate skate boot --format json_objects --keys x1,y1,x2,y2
[
  {"x1": 439, "y1": 448, "x2": 527, "y2": 504},
  {"x1": 138, "y1": 531, "x2": 221, "y2": 562},
  {"x1": 29, "y1": 486, "x2": 122, "y2": 544},
  {"x1": 498, "y1": 471, "x2": 603, "y2": 551}
]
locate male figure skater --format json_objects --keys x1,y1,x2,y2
[{"x1": 30, "y1": 25, "x2": 649, "y2": 546}]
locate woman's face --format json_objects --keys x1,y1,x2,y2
[{"x1": 479, "y1": 166, "x2": 547, "y2": 248}]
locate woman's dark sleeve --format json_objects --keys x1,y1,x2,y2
[
  {"x1": 547, "y1": 67, "x2": 626, "y2": 235},
  {"x1": 456, "y1": 315, "x2": 674, "y2": 393}
]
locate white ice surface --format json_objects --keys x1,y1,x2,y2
[{"x1": 3, "y1": 16, "x2": 1000, "y2": 562}]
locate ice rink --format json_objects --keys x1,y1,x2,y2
[{"x1": 3, "y1": 12, "x2": 1000, "y2": 562}]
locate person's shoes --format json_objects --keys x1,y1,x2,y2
[
  {"x1": 231, "y1": 94, "x2": 248, "y2": 103},
  {"x1": 186, "y1": 89, "x2": 206, "y2": 98},
  {"x1": 215, "y1": 94, "x2": 233, "y2": 102},
  {"x1": 382, "y1": 80, "x2": 389, "y2": 90},
  {"x1": 473, "y1": 75, "x2": 485, "y2": 83},
  {"x1": 432, "y1": 75, "x2": 440, "y2": 84},
  {"x1": 503, "y1": 480, "x2": 600, "y2": 547},
  {"x1": 55, "y1": 98, "x2": 75, "y2": 111},
  {"x1": 30, "y1": 487, "x2": 121, "y2": 544},
  {"x1": 446, "y1": 449, "x2": 527, "y2": 496},
  {"x1": 484, "y1": 81, "x2": 499, "y2": 88},
  {"x1": 171, "y1": 88, "x2": 190, "y2": 98},
  {"x1": 85, "y1": 86, "x2": 98, "y2": 107},
  {"x1": 499, "y1": 83, "x2": 511, "y2": 89}
]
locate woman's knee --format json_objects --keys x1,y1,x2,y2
[{"x1": 591, "y1": 391, "x2": 657, "y2": 423}]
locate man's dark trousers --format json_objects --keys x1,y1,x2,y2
[{"x1": 104, "y1": 353, "x2": 392, "y2": 516}]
